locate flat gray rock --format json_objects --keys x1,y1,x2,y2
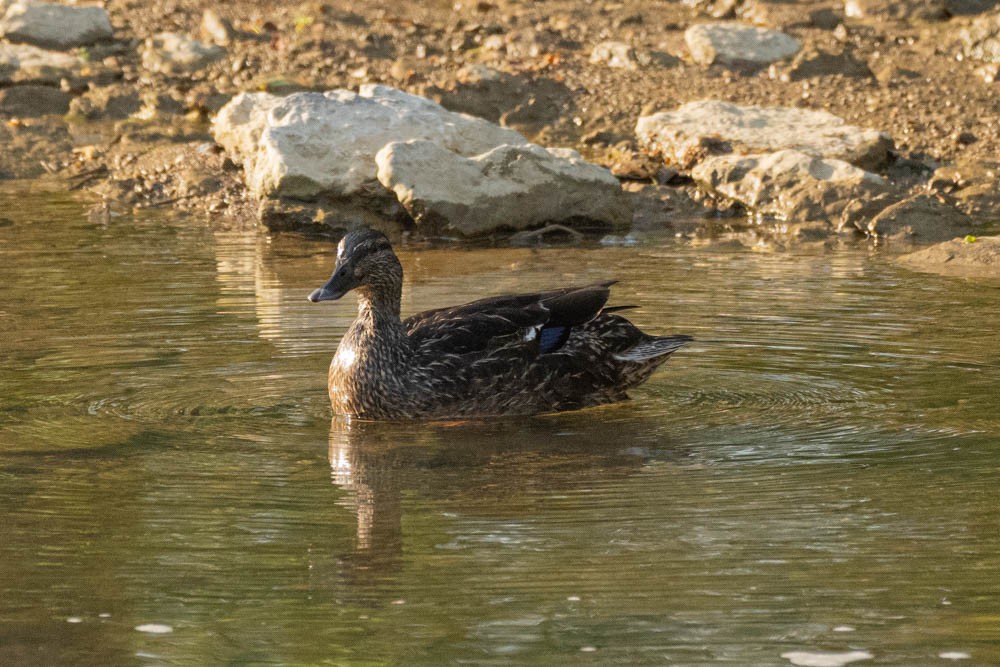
[
  {"x1": 636, "y1": 100, "x2": 892, "y2": 170},
  {"x1": 213, "y1": 85, "x2": 530, "y2": 200},
  {"x1": 0, "y1": 1, "x2": 112, "y2": 50},
  {"x1": 376, "y1": 141, "x2": 631, "y2": 235},
  {"x1": 684, "y1": 23, "x2": 800, "y2": 67},
  {"x1": 141, "y1": 32, "x2": 225, "y2": 75},
  {"x1": 898, "y1": 235, "x2": 1000, "y2": 279},
  {"x1": 691, "y1": 149, "x2": 887, "y2": 225}
]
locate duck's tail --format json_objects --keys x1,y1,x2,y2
[{"x1": 614, "y1": 335, "x2": 693, "y2": 362}]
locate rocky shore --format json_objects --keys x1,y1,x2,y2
[{"x1": 2, "y1": 0, "x2": 999, "y2": 276}]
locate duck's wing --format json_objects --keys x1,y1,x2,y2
[{"x1": 404, "y1": 281, "x2": 615, "y2": 356}]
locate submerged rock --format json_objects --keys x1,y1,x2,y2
[
  {"x1": 376, "y1": 141, "x2": 631, "y2": 235},
  {"x1": 684, "y1": 23, "x2": 800, "y2": 68},
  {"x1": 0, "y1": 1, "x2": 113, "y2": 50},
  {"x1": 898, "y1": 235, "x2": 1000, "y2": 279},
  {"x1": 141, "y1": 32, "x2": 226, "y2": 75},
  {"x1": 691, "y1": 149, "x2": 887, "y2": 225},
  {"x1": 213, "y1": 84, "x2": 529, "y2": 201},
  {"x1": 636, "y1": 100, "x2": 892, "y2": 171}
]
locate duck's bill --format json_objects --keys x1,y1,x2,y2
[{"x1": 308, "y1": 285, "x2": 346, "y2": 302}]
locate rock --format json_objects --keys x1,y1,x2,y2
[
  {"x1": 691, "y1": 149, "x2": 888, "y2": 225},
  {"x1": 213, "y1": 84, "x2": 530, "y2": 201},
  {"x1": 684, "y1": 23, "x2": 800, "y2": 68},
  {"x1": 589, "y1": 42, "x2": 675, "y2": 70},
  {"x1": 0, "y1": 42, "x2": 100, "y2": 86},
  {"x1": 68, "y1": 83, "x2": 141, "y2": 120},
  {"x1": 589, "y1": 41, "x2": 640, "y2": 69},
  {"x1": 427, "y1": 66, "x2": 568, "y2": 129},
  {"x1": 864, "y1": 194, "x2": 973, "y2": 241},
  {"x1": 948, "y1": 0, "x2": 998, "y2": 14},
  {"x1": 974, "y1": 62, "x2": 1000, "y2": 82},
  {"x1": 929, "y1": 158, "x2": 1000, "y2": 218},
  {"x1": 625, "y1": 182, "x2": 705, "y2": 231},
  {"x1": 898, "y1": 235, "x2": 1000, "y2": 279},
  {"x1": 771, "y1": 47, "x2": 873, "y2": 81},
  {"x1": 809, "y1": 7, "x2": 844, "y2": 29},
  {"x1": 136, "y1": 90, "x2": 186, "y2": 119},
  {"x1": 682, "y1": 0, "x2": 740, "y2": 19},
  {"x1": 959, "y1": 10, "x2": 1000, "y2": 63},
  {"x1": 870, "y1": 62, "x2": 922, "y2": 86},
  {"x1": 607, "y1": 150, "x2": 663, "y2": 181},
  {"x1": 0, "y1": 84, "x2": 71, "y2": 116},
  {"x1": 200, "y1": 9, "x2": 235, "y2": 47},
  {"x1": 636, "y1": 100, "x2": 893, "y2": 171},
  {"x1": 141, "y1": 32, "x2": 226, "y2": 75},
  {"x1": 0, "y1": 1, "x2": 113, "y2": 50},
  {"x1": 375, "y1": 140, "x2": 631, "y2": 235},
  {"x1": 843, "y1": 0, "x2": 949, "y2": 20}
]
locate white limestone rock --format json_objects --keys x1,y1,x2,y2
[
  {"x1": 141, "y1": 32, "x2": 225, "y2": 75},
  {"x1": 636, "y1": 100, "x2": 892, "y2": 170},
  {"x1": 0, "y1": 1, "x2": 112, "y2": 50},
  {"x1": 691, "y1": 149, "x2": 887, "y2": 223},
  {"x1": 0, "y1": 42, "x2": 97, "y2": 85},
  {"x1": 684, "y1": 23, "x2": 800, "y2": 67},
  {"x1": 376, "y1": 140, "x2": 631, "y2": 235},
  {"x1": 212, "y1": 85, "x2": 530, "y2": 200}
]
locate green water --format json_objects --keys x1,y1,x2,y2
[{"x1": 2, "y1": 187, "x2": 999, "y2": 665}]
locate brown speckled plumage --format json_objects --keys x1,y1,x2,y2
[{"x1": 309, "y1": 228, "x2": 692, "y2": 420}]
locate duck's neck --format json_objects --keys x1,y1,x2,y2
[
  {"x1": 355, "y1": 289, "x2": 401, "y2": 328},
  {"x1": 351, "y1": 264, "x2": 405, "y2": 340}
]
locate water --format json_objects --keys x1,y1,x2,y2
[{"x1": 2, "y1": 186, "x2": 999, "y2": 665}]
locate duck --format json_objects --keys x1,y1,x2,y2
[{"x1": 308, "y1": 228, "x2": 692, "y2": 420}]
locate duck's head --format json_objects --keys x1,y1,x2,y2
[{"x1": 308, "y1": 228, "x2": 402, "y2": 304}]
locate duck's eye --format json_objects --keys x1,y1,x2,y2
[{"x1": 338, "y1": 268, "x2": 348, "y2": 277}]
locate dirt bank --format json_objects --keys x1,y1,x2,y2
[{"x1": 2, "y1": 0, "x2": 999, "y2": 254}]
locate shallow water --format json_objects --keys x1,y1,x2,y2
[{"x1": 2, "y1": 187, "x2": 999, "y2": 665}]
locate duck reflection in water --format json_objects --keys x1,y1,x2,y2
[{"x1": 326, "y1": 410, "x2": 689, "y2": 598}]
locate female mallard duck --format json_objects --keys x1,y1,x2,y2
[{"x1": 309, "y1": 228, "x2": 691, "y2": 420}]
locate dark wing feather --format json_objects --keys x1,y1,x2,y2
[
  {"x1": 405, "y1": 282, "x2": 614, "y2": 356},
  {"x1": 539, "y1": 281, "x2": 614, "y2": 326}
]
